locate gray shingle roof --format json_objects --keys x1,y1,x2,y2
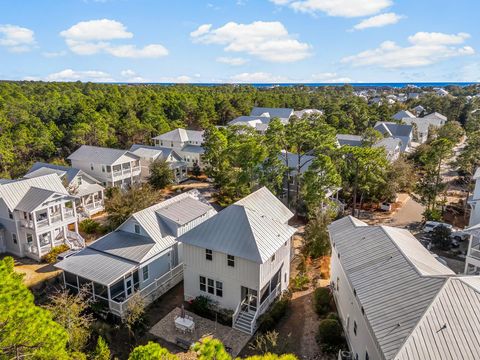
[
  {"x1": 329, "y1": 216, "x2": 462, "y2": 360},
  {"x1": 67, "y1": 145, "x2": 140, "y2": 165},
  {"x1": 55, "y1": 247, "x2": 137, "y2": 286},
  {"x1": 250, "y1": 107, "x2": 293, "y2": 119},
  {"x1": 177, "y1": 187, "x2": 295, "y2": 263},
  {"x1": 0, "y1": 174, "x2": 69, "y2": 211},
  {"x1": 89, "y1": 230, "x2": 156, "y2": 263}
]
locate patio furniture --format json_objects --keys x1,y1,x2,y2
[
  {"x1": 174, "y1": 315, "x2": 195, "y2": 333},
  {"x1": 175, "y1": 337, "x2": 194, "y2": 350}
]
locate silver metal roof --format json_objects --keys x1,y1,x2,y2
[
  {"x1": 152, "y1": 128, "x2": 204, "y2": 143},
  {"x1": 55, "y1": 247, "x2": 137, "y2": 286},
  {"x1": 129, "y1": 144, "x2": 173, "y2": 160},
  {"x1": 392, "y1": 110, "x2": 415, "y2": 120},
  {"x1": 15, "y1": 187, "x2": 69, "y2": 212},
  {"x1": 89, "y1": 230, "x2": 156, "y2": 263},
  {"x1": 67, "y1": 145, "x2": 140, "y2": 165},
  {"x1": 156, "y1": 196, "x2": 213, "y2": 226},
  {"x1": 336, "y1": 134, "x2": 363, "y2": 147},
  {"x1": 279, "y1": 151, "x2": 315, "y2": 175},
  {"x1": 395, "y1": 277, "x2": 480, "y2": 360},
  {"x1": 329, "y1": 216, "x2": 456, "y2": 360},
  {"x1": 177, "y1": 187, "x2": 295, "y2": 263},
  {"x1": 76, "y1": 182, "x2": 104, "y2": 197},
  {"x1": 25, "y1": 162, "x2": 102, "y2": 187},
  {"x1": 0, "y1": 174, "x2": 69, "y2": 211}
]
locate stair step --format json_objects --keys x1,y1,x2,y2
[{"x1": 235, "y1": 318, "x2": 251, "y2": 327}]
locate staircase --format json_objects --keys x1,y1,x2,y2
[
  {"x1": 65, "y1": 230, "x2": 85, "y2": 249},
  {"x1": 233, "y1": 310, "x2": 255, "y2": 334}
]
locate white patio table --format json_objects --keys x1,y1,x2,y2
[{"x1": 174, "y1": 316, "x2": 195, "y2": 333}]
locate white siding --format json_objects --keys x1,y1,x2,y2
[
  {"x1": 140, "y1": 250, "x2": 172, "y2": 289},
  {"x1": 259, "y1": 237, "x2": 291, "y2": 292},
  {"x1": 183, "y1": 243, "x2": 260, "y2": 310},
  {"x1": 330, "y1": 246, "x2": 383, "y2": 360}
]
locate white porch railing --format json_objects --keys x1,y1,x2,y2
[
  {"x1": 65, "y1": 230, "x2": 85, "y2": 249},
  {"x1": 109, "y1": 263, "x2": 184, "y2": 317}
]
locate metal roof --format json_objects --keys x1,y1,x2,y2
[
  {"x1": 374, "y1": 122, "x2": 413, "y2": 137},
  {"x1": 250, "y1": 107, "x2": 293, "y2": 120},
  {"x1": 329, "y1": 216, "x2": 455, "y2": 360},
  {"x1": 374, "y1": 137, "x2": 402, "y2": 154},
  {"x1": 182, "y1": 145, "x2": 205, "y2": 154},
  {"x1": 395, "y1": 277, "x2": 480, "y2": 360},
  {"x1": 423, "y1": 112, "x2": 447, "y2": 121},
  {"x1": 392, "y1": 110, "x2": 415, "y2": 120},
  {"x1": 129, "y1": 144, "x2": 173, "y2": 160},
  {"x1": 156, "y1": 196, "x2": 213, "y2": 226},
  {"x1": 67, "y1": 145, "x2": 140, "y2": 165},
  {"x1": 55, "y1": 247, "x2": 137, "y2": 286},
  {"x1": 0, "y1": 174, "x2": 69, "y2": 211},
  {"x1": 152, "y1": 128, "x2": 204, "y2": 143},
  {"x1": 15, "y1": 187, "x2": 70, "y2": 212},
  {"x1": 89, "y1": 230, "x2": 156, "y2": 263},
  {"x1": 336, "y1": 134, "x2": 363, "y2": 147},
  {"x1": 25, "y1": 162, "x2": 101, "y2": 187},
  {"x1": 279, "y1": 151, "x2": 315, "y2": 174},
  {"x1": 76, "y1": 182, "x2": 104, "y2": 197},
  {"x1": 177, "y1": 187, "x2": 295, "y2": 263}
]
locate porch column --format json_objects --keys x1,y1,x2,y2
[
  {"x1": 47, "y1": 207, "x2": 52, "y2": 226},
  {"x1": 49, "y1": 229, "x2": 54, "y2": 248},
  {"x1": 33, "y1": 211, "x2": 38, "y2": 232},
  {"x1": 35, "y1": 234, "x2": 41, "y2": 258},
  {"x1": 60, "y1": 203, "x2": 65, "y2": 221}
]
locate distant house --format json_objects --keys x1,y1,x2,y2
[
  {"x1": 335, "y1": 134, "x2": 363, "y2": 147},
  {"x1": 373, "y1": 137, "x2": 402, "y2": 162},
  {"x1": 24, "y1": 162, "x2": 105, "y2": 217},
  {"x1": 467, "y1": 168, "x2": 480, "y2": 227},
  {"x1": 228, "y1": 115, "x2": 278, "y2": 133},
  {"x1": 373, "y1": 122, "x2": 413, "y2": 152},
  {"x1": 152, "y1": 129, "x2": 205, "y2": 170},
  {"x1": 278, "y1": 150, "x2": 315, "y2": 205},
  {"x1": 56, "y1": 190, "x2": 217, "y2": 317},
  {"x1": 129, "y1": 144, "x2": 188, "y2": 183},
  {"x1": 178, "y1": 187, "x2": 295, "y2": 334},
  {"x1": 402, "y1": 112, "x2": 447, "y2": 144},
  {"x1": 412, "y1": 105, "x2": 425, "y2": 116},
  {"x1": 293, "y1": 109, "x2": 323, "y2": 118},
  {"x1": 329, "y1": 216, "x2": 480, "y2": 360},
  {"x1": 422, "y1": 112, "x2": 447, "y2": 126},
  {"x1": 392, "y1": 110, "x2": 415, "y2": 121},
  {"x1": 436, "y1": 88, "x2": 449, "y2": 97},
  {"x1": 0, "y1": 174, "x2": 83, "y2": 261},
  {"x1": 250, "y1": 107, "x2": 293, "y2": 121},
  {"x1": 68, "y1": 145, "x2": 141, "y2": 189},
  {"x1": 407, "y1": 92, "x2": 421, "y2": 100}
]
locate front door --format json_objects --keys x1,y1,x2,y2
[
  {"x1": 125, "y1": 276, "x2": 134, "y2": 298},
  {"x1": 241, "y1": 286, "x2": 257, "y2": 312}
]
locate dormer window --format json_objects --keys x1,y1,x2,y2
[
  {"x1": 134, "y1": 224, "x2": 141, "y2": 234},
  {"x1": 227, "y1": 255, "x2": 235, "y2": 267}
]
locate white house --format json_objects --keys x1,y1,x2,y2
[
  {"x1": 24, "y1": 162, "x2": 105, "y2": 217},
  {"x1": 56, "y1": 190, "x2": 217, "y2": 317},
  {"x1": 329, "y1": 216, "x2": 480, "y2": 360},
  {"x1": 68, "y1": 145, "x2": 141, "y2": 189},
  {"x1": 373, "y1": 122, "x2": 413, "y2": 152},
  {"x1": 436, "y1": 88, "x2": 449, "y2": 97},
  {"x1": 335, "y1": 134, "x2": 401, "y2": 163},
  {"x1": 152, "y1": 129, "x2": 205, "y2": 170},
  {"x1": 129, "y1": 144, "x2": 188, "y2": 183},
  {"x1": 177, "y1": 187, "x2": 296, "y2": 334},
  {"x1": 0, "y1": 174, "x2": 83, "y2": 261},
  {"x1": 402, "y1": 112, "x2": 447, "y2": 144},
  {"x1": 468, "y1": 168, "x2": 480, "y2": 227},
  {"x1": 392, "y1": 110, "x2": 415, "y2": 121},
  {"x1": 422, "y1": 112, "x2": 447, "y2": 126}
]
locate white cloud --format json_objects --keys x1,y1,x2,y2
[
  {"x1": 36, "y1": 69, "x2": 115, "y2": 82},
  {"x1": 0, "y1": 24, "x2": 35, "y2": 52},
  {"x1": 42, "y1": 50, "x2": 67, "y2": 58},
  {"x1": 216, "y1": 56, "x2": 249, "y2": 66},
  {"x1": 120, "y1": 69, "x2": 149, "y2": 82},
  {"x1": 229, "y1": 72, "x2": 353, "y2": 83},
  {"x1": 158, "y1": 75, "x2": 193, "y2": 83},
  {"x1": 270, "y1": 0, "x2": 392, "y2": 17},
  {"x1": 60, "y1": 19, "x2": 168, "y2": 58},
  {"x1": 191, "y1": 21, "x2": 311, "y2": 63},
  {"x1": 353, "y1": 12, "x2": 404, "y2": 30},
  {"x1": 106, "y1": 44, "x2": 168, "y2": 58},
  {"x1": 342, "y1": 32, "x2": 474, "y2": 68}
]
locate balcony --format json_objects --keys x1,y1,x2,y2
[{"x1": 112, "y1": 166, "x2": 141, "y2": 178}]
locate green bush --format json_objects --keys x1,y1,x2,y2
[
  {"x1": 313, "y1": 287, "x2": 332, "y2": 316},
  {"x1": 326, "y1": 312, "x2": 339, "y2": 321},
  {"x1": 188, "y1": 296, "x2": 232, "y2": 326},
  {"x1": 423, "y1": 208, "x2": 442, "y2": 221},
  {"x1": 258, "y1": 293, "x2": 291, "y2": 333},
  {"x1": 316, "y1": 318, "x2": 344, "y2": 353},
  {"x1": 291, "y1": 273, "x2": 309, "y2": 291},
  {"x1": 42, "y1": 244, "x2": 70, "y2": 263},
  {"x1": 79, "y1": 219, "x2": 100, "y2": 234}
]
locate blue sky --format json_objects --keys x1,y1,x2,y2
[{"x1": 0, "y1": 0, "x2": 479, "y2": 83}]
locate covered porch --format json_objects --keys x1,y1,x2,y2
[{"x1": 76, "y1": 183, "x2": 105, "y2": 217}]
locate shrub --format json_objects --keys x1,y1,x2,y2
[
  {"x1": 258, "y1": 293, "x2": 291, "y2": 333},
  {"x1": 423, "y1": 208, "x2": 442, "y2": 221},
  {"x1": 291, "y1": 274, "x2": 309, "y2": 291},
  {"x1": 189, "y1": 296, "x2": 232, "y2": 326},
  {"x1": 326, "y1": 312, "x2": 339, "y2": 321},
  {"x1": 190, "y1": 296, "x2": 212, "y2": 317},
  {"x1": 431, "y1": 225, "x2": 452, "y2": 250},
  {"x1": 313, "y1": 287, "x2": 332, "y2": 316},
  {"x1": 42, "y1": 244, "x2": 70, "y2": 263},
  {"x1": 316, "y1": 318, "x2": 344, "y2": 353},
  {"x1": 79, "y1": 219, "x2": 100, "y2": 234}
]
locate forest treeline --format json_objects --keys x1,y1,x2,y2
[{"x1": 0, "y1": 81, "x2": 477, "y2": 178}]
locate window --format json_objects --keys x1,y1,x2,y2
[
  {"x1": 353, "y1": 289, "x2": 357, "y2": 297},
  {"x1": 134, "y1": 224, "x2": 141, "y2": 234},
  {"x1": 199, "y1": 276, "x2": 206, "y2": 292},
  {"x1": 354, "y1": 321, "x2": 357, "y2": 336},
  {"x1": 205, "y1": 249, "x2": 212, "y2": 261},
  {"x1": 284, "y1": 273, "x2": 287, "y2": 283},
  {"x1": 142, "y1": 266, "x2": 149, "y2": 281},
  {"x1": 216, "y1": 281, "x2": 223, "y2": 297},
  {"x1": 365, "y1": 351, "x2": 369, "y2": 360},
  {"x1": 361, "y1": 307, "x2": 365, "y2": 315},
  {"x1": 271, "y1": 253, "x2": 275, "y2": 262},
  {"x1": 171, "y1": 142, "x2": 173, "y2": 147},
  {"x1": 12, "y1": 233, "x2": 17, "y2": 244},
  {"x1": 102, "y1": 165, "x2": 106, "y2": 172},
  {"x1": 77, "y1": 176, "x2": 82, "y2": 185},
  {"x1": 207, "y1": 278, "x2": 215, "y2": 294},
  {"x1": 90, "y1": 163, "x2": 94, "y2": 171},
  {"x1": 26, "y1": 234, "x2": 33, "y2": 244},
  {"x1": 160, "y1": 141, "x2": 163, "y2": 146},
  {"x1": 227, "y1": 255, "x2": 235, "y2": 267},
  {"x1": 336, "y1": 277, "x2": 340, "y2": 291},
  {"x1": 8, "y1": 210, "x2": 13, "y2": 219}
]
